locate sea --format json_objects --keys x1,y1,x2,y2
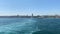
[{"x1": 0, "y1": 18, "x2": 60, "y2": 34}]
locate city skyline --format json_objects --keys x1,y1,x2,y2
[{"x1": 0, "y1": 0, "x2": 60, "y2": 16}]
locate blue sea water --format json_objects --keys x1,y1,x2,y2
[{"x1": 0, "y1": 18, "x2": 60, "y2": 34}]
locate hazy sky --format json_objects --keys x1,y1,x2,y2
[{"x1": 0, "y1": 0, "x2": 60, "y2": 16}]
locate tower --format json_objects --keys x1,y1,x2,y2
[{"x1": 32, "y1": 13, "x2": 33, "y2": 17}]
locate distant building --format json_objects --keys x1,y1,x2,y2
[
  {"x1": 17, "y1": 14, "x2": 19, "y2": 16},
  {"x1": 32, "y1": 13, "x2": 33, "y2": 17}
]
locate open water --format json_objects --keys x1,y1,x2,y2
[{"x1": 0, "y1": 18, "x2": 60, "y2": 34}]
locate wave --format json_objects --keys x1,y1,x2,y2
[
  {"x1": 0, "y1": 18, "x2": 60, "y2": 34},
  {"x1": 0, "y1": 18, "x2": 40, "y2": 34},
  {"x1": 32, "y1": 30, "x2": 60, "y2": 34}
]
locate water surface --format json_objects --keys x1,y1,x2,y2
[{"x1": 0, "y1": 18, "x2": 60, "y2": 34}]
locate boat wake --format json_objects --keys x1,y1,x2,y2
[{"x1": 0, "y1": 18, "x2": 40, "y2": 34}]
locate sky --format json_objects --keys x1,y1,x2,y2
[{"x1": 0, "y1": 0, "x2": 60, "y2": 16}]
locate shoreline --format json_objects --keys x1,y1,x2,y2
[{"x1": 0, "y1": 15, "x2": 60, "y2": 18}]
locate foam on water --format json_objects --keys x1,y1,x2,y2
[
  {"x1": 1, "y1": 18, "x2": 60, "y2": 34},
  {"x1": 0, "y1": 18, "x2": 40, "y2": 34}
]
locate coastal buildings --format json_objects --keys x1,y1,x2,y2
[{"x1": 0, "y1": 14, "x2": 60, "y2": 18}]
